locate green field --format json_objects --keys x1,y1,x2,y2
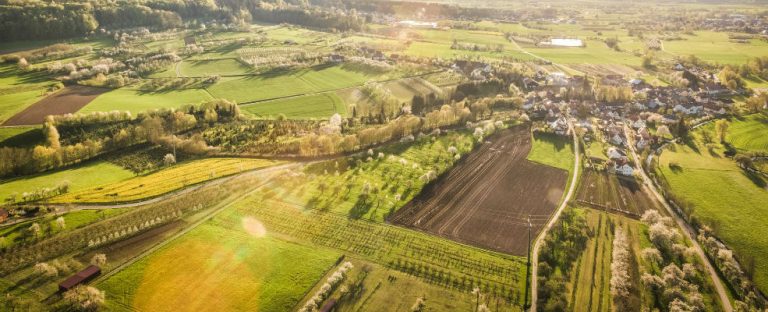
[
  {"x1": 0, "y1": 161, "x2": 133, "y2": 201},
  {"x1": 568, "y1": 209, "x2": 649, "y2": 311},
  {"x1": 0, "y1": 126, "x2": 40, "y2": 145},
  {"x1": 0, "y1": 208, "x2": 126, "y2": 248},
  {"x1": 725, "y1": 113, "x2": 768, "y2": 153},
  {"x1": 227, "y1": 194, "x2": 528, "y2": 306},
  {"x1": 527, "y1": 132, "x2": 574, "y2": 172},
  {"x1": 206, "y1": 65, "x2": 382, "y2": 104},
  {"x1": 52, "y1": 158, "x2": 283, "y2": 203},
  {"x1": 241, "y1": 92, "x2": 346, "y2": 119},
  {"x1": 179, "y1": 58, "x2": 252, "y2": 77},
  {"x1": 663, "y1": 31, "x2": 768, "y2": 65},
  {"x1": 79, "y1": 87, "x2": 214, "y2": 114},
  {"x1": 99, "y1": 223, "x2": 340, "y2": 312},
  {"x1": 658, "y1": 131, "x2": 768, "y2": 293},
  {"x1": 0, "y1": 89, "x2": 48, "y2": 124},
  {"x1": 295, "y1": 131, "x2": 476, "y2": 221}
]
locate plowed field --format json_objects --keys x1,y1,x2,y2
[{"x1": 390, "y1": 126, "x2": 569, "y2": 256}]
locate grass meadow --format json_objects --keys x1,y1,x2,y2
[
  {"x1": 178, "y1": 58, "x2": 252, "y2": 77},
  {"x1": 52, "y1": 158, "x2": 283, "y2": 203},
  {"x1": 241, "y1": 92, "x2": 346, "y2": 119},
  {"x1": 206, "y1": 65, "x2": 381, "y2": 104},
  {"x1": 0, "y1": 161, "x2": 133, "y2": 201},
  {"x1": 99, "y1": 222, "x2": 340, "y2": 312},
  {"x1": 725, "y1": 113, "x2": 768, "y2": 153},
  {"x1": 0, "y1": 209, "x2": 127, "y2": 248},
  {"x1": 657, "y1": 129, "x2": 768, "y2": 294},
  {"x1": 79, "y1": 87, "x2": 213, "y2": 115},
  {"x1": 527, "y1": 132, "x2": 574, "y2": 172},
  {"x1": 662, "y1": 31, "x2": 768, "y2": 65}
]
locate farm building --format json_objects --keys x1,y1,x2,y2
[
  {"x1": 0, "y1": 209, "x2": 8, "y2": 223},
  {"x1": 58, "y1": 265, "x2": 101, "y2": 292}
]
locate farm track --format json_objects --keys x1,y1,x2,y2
[
  {"x1": 390, "y1": 126, "x2": 569, "y2": 256},
  {"x1": 530, "y1": 119, "x2": 580, "y2": 312},
  {"x1": 624, "y1": 125, "x2": 733, "y2": 312}
]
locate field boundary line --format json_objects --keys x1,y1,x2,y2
[{"x1": 529, "y1": 119, "x2": 580, "y2": 311}]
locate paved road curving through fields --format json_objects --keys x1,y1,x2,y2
[
  {"x1": 624, "y1": 125, "x2": 733, "y2": 312},
  {"x1": 529, "y1": 119, "x2": 580, "y2": 311}
]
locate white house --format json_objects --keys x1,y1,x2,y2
[
  {"x1": 632, "y1": 119, "x2": 646, "y2": 129},
  {"x1": 615, "y1": 164, "x2": 634, "y2": 176},
  {"x1": 607, "y1": 147, "x2": 626, "y2": 160}
]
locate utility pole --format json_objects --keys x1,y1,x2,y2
[{"x1": 524, "y1": 215, "x2": 532, "y2": 310}]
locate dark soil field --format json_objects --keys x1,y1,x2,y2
[
  {"x1": 2, "y1": 85, "x2": 107, "y2": 126},
  {"x1": 576, "y1": 170, "x2": 660, "y2": 218},
  {"x1": 389, "y1": 126, "x2": 569, "y2": 256}
]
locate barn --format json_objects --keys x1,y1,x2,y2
[{"x1": 58, "y1": 265, "x2": 101, "y2": 292}]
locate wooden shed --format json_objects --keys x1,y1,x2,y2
[{"x1": 58, "y1": 265, "x2": 101, "y2": 292}]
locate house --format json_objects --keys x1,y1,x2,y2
[
  {"x1": 704, "y1": 83, "x2": 730, "y2": 96},
  {"x1": 329, "y1": 54, "x2": 345, "y2": 63},
  {"x1": 547, "y1": 72, "x2": 568, "y2": 86},
  {"x1": 632, "y1": 118, "x2": 646, "y2": 129},
  {"x1": 183, "y1": 36, "x2": 196, "y2": 46},
  {"x1": 607, "y1": 147, "x2": 627, "y2": 160},
  {"x1": 636, "y1": 137, "x2": 648, "y2": 150},
  {"x1": 611, "y1": 133, "x2": 625, "y2": 146},
  {"x1": 673, "y1": 104, "x2": 703, "y2": 115},
  {"x1": 615, "y1": 163, "x2": 635, "y2": 176},
  {"x1": 0, "y1": 209, "x2": 8, "y2": 223},
  {"x1": 674, "y1": 63, "x2": 686, "y2": 71},
  {"x1": 59, "y1": 265, "x2": 101, "y2": 292},
  {"x1": 549, "y1": 116, "x2": 568, "y2": 135}
]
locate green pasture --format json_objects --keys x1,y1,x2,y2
[
  {"x1": 0, "y1": 209, "x2": 127, "y2": 248},
  {"x1": 658, "y1": 130, "x2": 768, "y2": 294},
  {"x1": 206, "y1": 65, "x2": 381, "y2": 103},
  {"x1": 663, "y1": 31, "x2": 768, "y2": 65},
  {"x1": 99, "y1": 222, "x2": 339, "y2": 312},
  {"x1": 79, "y1": 87, "x2": 214, "y2": 114},
  {"x1": 241, "y1": 92, "x2": 346, "y2": 119},
  {"x1": 0, "y1": 161, "x2": 133, "y2": 201},
  {"x1": 725, "y1": 113, "x2": 768, "y2": 153},
  {"x1": 178, "y1": 58, "x2": 252, "y2": 77},
  {"x1": 528, "y1": 132, "x2": 574, "y2": 172},
  {"x1": 0, "y1": 126, "x2": 43, "y2": 147}
]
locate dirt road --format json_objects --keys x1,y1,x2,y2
[{"x1": 529, "y1": 120, "x2": 580, "y2": 311}]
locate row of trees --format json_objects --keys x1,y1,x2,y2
[
  {"x1": 0, "y1": 168, "x2": 260, "y2": 275},
  {"x1": 0, "y1": 100, "x2": 239, "y2": 178},
  {"x1": 1, "y1": 0, "x2": 369, "y2": 41},
  {"x1": 639, "y1": 210, "x2": 709, "y2": 311},
  {"x1": 698, "y1": 228, "x2": 766, "y2": 310},
  {"x1": 536, "y1": 209, "x2": 590, "y2": 310}
]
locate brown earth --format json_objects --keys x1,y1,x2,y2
[
  {"x1": 576, "y1": 170, "x2": 660, "y2": 218},
  {"x1": 2, "y1": 85, "x2": 107, "y2": 126},
  {"x1": 389, "y1": 126, "x2": 569, "y2": 256}
]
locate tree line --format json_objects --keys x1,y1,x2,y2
[
  {"x1": 0, "y1": 99, "x2": 240, "y2": 178},
  {"x1": 0, "y1": 0, "x2": 365, "y2": 41}
]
